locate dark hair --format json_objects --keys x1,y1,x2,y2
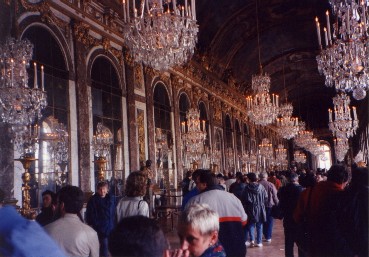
[
  {"x1": 350, "y1": 166, "x2": 368, "y2": 188},
  {"x1": 197, "y1": 169, "x2": 215, "y2": 188},
  {"x1": 327, "y1": 164, "x2": 349, "y2": 184},
  {"x1": 108, "y1": 216, "x2": 168, "y2": 257},
  {"x1": 58, "y1": 186, "x2": 84, "y2": 214},
  {"x1": 269, "y1": 171, "x2": 276, "y2": 177},
  {"x1": 97, "y1": 181, "x2": 109, "y2": 189},
  {"x1": 192, "y1": 169, "x2": 202, "y2": 180},
  {"x1": 289, "y1": 172, "x2": 299, "y2": 182},
  {"x1": 247, "y1": 172, "x2": 257, "y2": 182},
  {"x1": 42, "y1": 190, "x2": 57, "y2": 204},
  {"x1": 145, "y1": 160, "x2": 152, "y2": 167},
  {"x1": 185, "y1": 170, "x2": 193, "y2": 178},
  {"x1": 125, "y1": 171, "x2": 147, "y2": 197}
]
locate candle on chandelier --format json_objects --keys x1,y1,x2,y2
[
  {"x1": 41, "y1": 65, "x2": 44, "y2": 91},
  {"x1": 362, "y1": 1, "x2": 367, "y2": 33},
  {"x1": 276, "y1": 95, "x2": 279, "y2": 107},
  {"x1": 181, "y1": 6, "x2": 184, "y2": 17},
  {"x1": 353, "y1": 106, "x2": 357, "y2": 120},
  {"x1": 272, "y1": 94, "x2": 275, "y2": 105},
  {"x1": 324, "y1": 27, "x2": 328, "y2": 47},
  {"x1": 181, "y1": 121, "x2": 185, "y2": 133},
  {"x1": 328, "y1": 109, "x2": 332, "y2": 122},
  {"x1": 10, "y1": 58, "x2": 14, "y2": 87},
  {"x1": 173, "y1": 0, "x2": 176, "y2": 13},
  {"x1": 191, "y1": 0, "x2": 196, "y2": 20},
  {"x1": 184, "y1": 0, "x2": 188, "y2": 16},
  {"x1": 346, "y1": 8, "x2": 351, "y2": 35},
  {"x1": 202, "y1": 120, "x2": 205, "y2": 131},
  {"x1": 315, "y1": 17, "x2": 322, "y2": 49},
  {"x1": 122, "y1": 0, "x2": 126, "y2": 23},
  {"x1": 22, "y1": 60, "x2": 27, "y2": 87},
  {"x1": 34, "y1": 62, "x2": 38, "y2": 89},
  {"x1": 326, "y1": 11, "x2": 332, "y2": 44},
  {"x1": 127, "y1": 0, "x2": 130, "y2": 22}
]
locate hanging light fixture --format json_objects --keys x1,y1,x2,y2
[
  {"x1": 181, "y1": 108, "x2": 207, "y2": 169},
  {"x1": 334, "y1": 137, "x2": 349, "y2": 162},
  {"x1": 259, "y1": 138, "x2": 274, "y2": 158},
  {"x1": 294, "y1": 150, "x2": 307, "y2": 164},
  {"x1": 315, "y1": 1, "x2": 369, "y2": 100},
  {"x1": 328, "y1": 92, "x2": 359, "y2": 139},
  {"x1": 0, "y1": 38, "x2": 47, "y2": 142},
  {"x1": 246, "y1": 0, "x2": 279, "y2": 126},
  {"x1": 276, "y1": 103, "x2": 300, "y2": 140},
  {"x1": 275, "y1": 143, "x2": 287, "y2": 165},
  {"x1": 276, "y1": 62, "x2": 300, "y2": 139},
  {"x1": 122, "y1": 0, "x2": 198, "y2": 71}
]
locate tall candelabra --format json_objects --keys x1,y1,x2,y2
[
  {"x1": 181, "y1": 108, "x2": 207, "y2": 170},
  {"x1": 0, "y1": 38, "x2": 47, "y2": 218},
  {"x1": 92, "y1": 122, "x2": 113, "y2": 182},
  {"x1": 328, "y1": 92, "x2": 359, "y2": 139},
  {"x1": 122, "y1": 0, "x2": 198, "y2": 70}
]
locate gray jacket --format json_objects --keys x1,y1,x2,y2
[
  {"x1": 241, "y1": 182, "x2": 267, "y2": 223},
  {"x1": 259, "y1": 179, "x2": 279, "y2": 208}
]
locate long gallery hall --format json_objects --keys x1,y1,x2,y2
[{"x1": 0, "y1": 0, "x2": 367, "y2": 257}]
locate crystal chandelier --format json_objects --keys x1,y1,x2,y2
[
  {"x1": 0, "y1": 38, "x2": 47, "y2": 135},
  {"x1": 92, "y1": 122, "x2": 113, "y2": 158},
  {"x1": 276, "y1": 103, "x2": 300, "y2": 139},
  {"x1": 294, "y1": 150, "x2": 307, "y2": 164},
  {"x1": 334, "y1": 137, "x2": 349, "y2": 162},
  {"x1": 122, "y1": 0, "x2": 198, "y2": 71},
  {"x1": 328, "y1": 92, "x2": 359, "y2": 138},
  {"x1": 315, "y1": 1, "x2": 369, "y2": 100},
  {"x1": 246, "y1": 74, "x2": 279, "y2": 126},
  {"x1": 181, "y1": 108, "x2": 207, "y2": 166},
  {"x1": 259, "y1": 138, "x2": 274, "y2": 158},
  {"x1": 275, "y1": 144, "x2": 287, "y2": 164}
]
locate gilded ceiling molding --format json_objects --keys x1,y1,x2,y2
[
  {"x1": 19, "y1": 0, "x2": 70, "y2": 37},
  {"x1": 211, "y1": 99, "x2": 223, "y2": 123},
  {"x1": 170, "y1": 75, "x2": 183, "y2": 91},
  {"x1": 134, "y1": 63, "x2": 144, "y2": 90},
  {"x1": 73, "y1": 21, "x2": 98, "y2": 48}
]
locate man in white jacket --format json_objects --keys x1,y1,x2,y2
[{"x1": 45, "y1": 186, "x2": 99, "y2": 257}]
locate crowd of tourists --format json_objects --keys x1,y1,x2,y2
[{"x1": 0, "y1": 162, "x2": 367, "y2": 257}]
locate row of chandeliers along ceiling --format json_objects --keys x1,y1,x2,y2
[{"x1": 0, "y1": 0, "x2": 367, "y2": 167}]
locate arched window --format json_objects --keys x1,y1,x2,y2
[
  {"x1": 154, "y1": 83, "x2": 171, "y2": 133},
  {"x1": 154, "y1": 83, "x2": 174, "y2": 188},
  {"x1": 22, "y1": 26, "x2": 69, "y2": 206},
  {"x1": 179, "y1": 93, "x2": 190, "y2": 124},
  {"x1": 91, "y1": 56, "x2": 123, "y2": 182},
  {"x1": 199, "y1": 101, "x2": 209, "y2": 147},
  {"x1": 224, "y1": 115, "x2": 233, "y2": 149},
  {"x1": 317, "y1": 142, "x2": 332, "y2": 170},
  {"x1": 235, "y1": 120, "x2": 242, "y2": 155},
  {"x1": 243, "y1": 123, "x2": 251, "y2": 152}
]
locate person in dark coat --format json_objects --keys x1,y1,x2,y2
[
  {"x1": 322, "y1": 165, "x2": 368, "y2": 257},
  {"x1": 278, "y1": 172, "x2": 305, "y2": 257},
  {"x1": 86, "y1": 181, "x2": 117, "y2": 257},
  {"x1": 36, "y1": 190, "x2": 57, "y2": 226},
  {"x1": 241, "y1": 172, "x2": 267, "y2": 247}
]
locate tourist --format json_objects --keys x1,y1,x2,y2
[{"x1": 36, "y1": 189, "x2": 57, "y2": 226}]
